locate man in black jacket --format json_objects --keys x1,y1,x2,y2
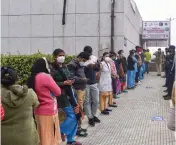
[{"x1": 163, "y1": 45, "x2": 175, "y2": 100}]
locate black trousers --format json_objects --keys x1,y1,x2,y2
[
  {"x1": 165, "y1": 69, "x2": 169, "y2": 87},
  {"x1": 167, "y1": 73, "x2": 175, "y2": 97},
  {"x1": 112, "y1": 78, "x2": 117, "y2": 94}
]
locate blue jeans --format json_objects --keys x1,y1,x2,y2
[
  {"x1": 60, "y1": 106, "x2": 78, "y2": 142},
  {"x1": 145, "y1": 61, "x2": 150, "y2": 74}
]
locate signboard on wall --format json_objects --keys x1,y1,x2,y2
[
  {"x1": 142, "y1": 21, "x2": 170, "y2": 39},
  {"x1": 145, "y1": 40, "x2": 168, "y2": 47}
]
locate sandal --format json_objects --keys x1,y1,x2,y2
[{"x1": 76, "y1": 130, "x2": 88, "y2": 137}]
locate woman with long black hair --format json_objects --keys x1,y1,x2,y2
[{"x1": 27, "y1": 57, "x2": 62, "y2": 145}]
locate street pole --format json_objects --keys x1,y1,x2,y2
[{"x1": 110, "y1": 0, "x2": 115, "y2": 52}]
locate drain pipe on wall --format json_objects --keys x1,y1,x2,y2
[{"x1": 111, "y1": 0, "x2": 115, "y2": 52}]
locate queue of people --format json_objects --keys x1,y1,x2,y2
[{"x1": 1, "y1": 45, "x2": 174, "y2": 145}]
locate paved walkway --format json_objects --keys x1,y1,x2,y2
[{"x1": 76, "y1": 73, "x2": 175, "y2": 145}]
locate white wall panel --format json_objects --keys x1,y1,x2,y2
[
  {"x1": 76, "y1": 0, "x2": 98, "y2": 13},
  {"x1": 54, "y1": 0, "x2": 76, "y2": 14},
  {"x1": 2, "y1": 0, "x2": 9, "y2": 15},
  {"x1": 9, "y1": 0, "x2": 30, "y2": 15},
  {"x1": 115, "y1": 13, "x2": 124, "y2": 36},
  {"x1": 31, "y1": 15, "x2": 53, "y2": 37},
  {"x1": 9, "y1": 16, "x2": 30, "y2": 37},
  {"x1": 1, "y1": 16, "x2": 9, "y2": 37},
  {"x1": 100, "y1": 14, "x2": 110, "y2": 37},
  {"x1": 31, "y1": 38, "x2": 53, "y2": 54},
  {"x1": 9, "y1": 38, "x2": 30, "y2": 54},
  {"x1": 54, "y1": 14, "x2": 75, "y2": 36},
  {"x1": 1, "y1": 39, "x2": 9, "y2": 54},
  {"x1": 76, "y1": 14, "x2": 98, "y2": 36},
  {"x1": 31, "y1": 0, "x2": 54, "y2": 14}
]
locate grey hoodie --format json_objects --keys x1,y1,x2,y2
[{"x1": 67, "y1": 59, "x2": 87, "y2": 90}]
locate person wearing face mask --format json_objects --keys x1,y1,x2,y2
[
  {"x1": 134, "y1": 50, "x2": 142, "y2": 85},
  {"x1": 67, "y1": 52, "x2": 90, "y2": 136},
  {"x1": 154, "y1": 48, "x2": 164, "y2": 76},
  {"x1": 127, "y1": 50, "x2": 136, "y2": 89},
  {"x1": 83, "y1": 46, "x2": 101, "y2": 127},
  {"x1": 163, "y1": 48, "x2": 170, "y2": 87},
  {"x1": 98, "y1": 52, "x2": 113, "y2": 115},
  {"x1": 51, "y1": 49, "x2": 83, "y2": 144},
  {"x1": 118, "y1": 50, "x2": 128, "y2": 93},
  {"x1": 109, "y1": 51, "x2": 121, "y2": 99},
  {"x1": 163, "y1": 45, "x2": 175, "y2": 100}
]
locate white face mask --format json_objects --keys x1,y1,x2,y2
[
  {"x1": 57, "y1": 56, "x2": 65, "y2": 63},
  {"x1": 105, "y1": 57, "x2": 111, "y2": 62},
  {"x1": 79, "y1": 62, "x2": 85, "y2": 67},
  {"x1": 139, "y1": 52, "x2": 142, "y2": 54}
]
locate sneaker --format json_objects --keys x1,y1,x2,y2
[
  {"x1": 138, "y1": 81, "x2": 141, "y2": 85},
  {"x1": 101, "y1": 110, "x2": 109, "y2": 115},
  {"x1": 88, "y1": 118, "x2": 95, "y2": 127},
  {"x1": 105, "y1": 108, "x2": 112, "y2": 111},
  {"x1": 76, "y1": 130, "x2": 88, "y2": 137},
  {"x1": 109, "y1": 104, "x2": 117, "y2": 108},
  {"x1": 67, "y1": 141, "x2": 82, "y2": 145},
  {"x1": 94, "y1": 116, "x2": 100, "y2": 123}
]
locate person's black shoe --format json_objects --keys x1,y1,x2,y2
[
  {"x1": 163, "y1": 94, "x2": 169, "y2": 98},
  {"x1": 163, "y1": 89, "x2": 168, "y2": 93},
  {"x1": 101, "y1": 110, "x2": 109, "y2": 115},
  {"x1": 88, "y1": 118, "x2": 95, "y2": 127},
  {"x1": 162, "y1": 85, "x2": 166, "y2": 87},
  {"x1": 109, "y1": 104, "x2": 118, "y2": 108},
  {"x1": 94, "y1": 116, "x2": 100, "y2": 123},
  {"x1": 105, "y1": 108, "x2": 112, "y2": 111},
  {"x1": 157, "y1": 74, "x2": 161, "y2": 76},
  {"x1": 164, "y1": 96, "x2": 171, "y2": 100},
  {"x1": 80, "y1": 128, "x2": 87, "y2": 132}
]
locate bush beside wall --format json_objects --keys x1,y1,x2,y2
[{"x1": 1, "y1": 53, "x2": 74, "y2": 84}]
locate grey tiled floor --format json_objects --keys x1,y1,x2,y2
[{"x1": 76, "y1": 73, "x2": 175, "y2": 145}]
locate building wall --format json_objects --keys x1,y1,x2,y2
[
  {"x1": 1, "y1": 0, "x2": 142, "y2": 57},
  {"x1": 123, "y1": 0, "x2": 142, "y2": 56}
]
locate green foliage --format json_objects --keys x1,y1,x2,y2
[{"x1": 1, "y1": 53, "x2": 75, "y2": 85}]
